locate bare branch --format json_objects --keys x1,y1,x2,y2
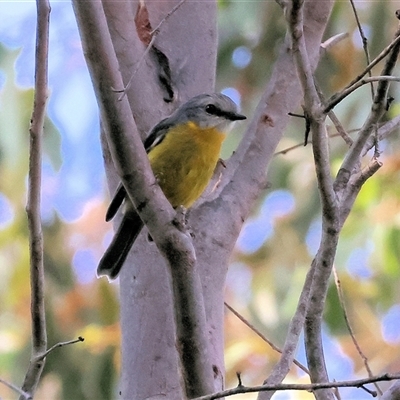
[
  {"x1": 20, "y1": 0, "x2": 50, "y2": 397},
  {"x1": 116, "y1": 0, "x2": 188, "y2": 98},
  {"x1": 150, "y1": 0, "x2": 188, "y2": 35},
  {"x1": 195, "y1": 373, "x2": 400, "y2": 400},
  {"x1": 377, "y1": 114, "x2": 400, "y2": 140},
  {"x1": 224, "y1": 302, "x2": 309, "y2": 375},
  {"x1": 34, "y1": 337, "x2": 85, "y2": 362},
  {"x1": 320, "y1": 32, "x2": 348, "y2": 52},
  {"x1": 349, "y1": 0, "x2": 374, "y2": 98},
  {"x1": 0, "y1": 378, "x2": 31, "y2": 400},
  {"x1": 335, "y1": 23, "x2": 400, "y2": 198},
  {"x1": 315, "y1": 81, "x2": 353, "y2": 146},
  {"x1": 285, "y1": 3, "x2": 383, "y2": 400},
  {"x1": 344, "y1": 27, "x2": 400, "y2": 90},
  {"x1": 72, "y1": 1, "x2": 214, "y2": 396},
  {"x1": 289, "y1": 2, "x2": 339, "y2": 397},
  {"x1": 381, "y1": 380, "x2": 400, "y2": 400},
  {"x1": 333, "y1": 267, "x2": 382, "y2": 396},
  {"x1": 274, "y1": 129, "x2": 359, "y2": 157},
  {"x1": 219, "y1": 2, "x2": 333, "y2": 399},
  {"x1": 327, "y1": 110, "x2": 353, "y2": 146},
  {"x1": 325, "y1": 76, "x2": 400, "y2": 113},
  {"x1": 289, "y1": 0, "x2": 336, "y2": 214},
  {"x1": 363, "y1": 114, "x2": 400, "y2": 155},
  {"x1": 259, "y1": 261, "x2": 316, "y2": 400},
  {"x1": 116, "y1": 33, "x2": 157, "y2": 98},
  {"x1": 339, "y1": 158, "x2": 382, "y2": 226}
]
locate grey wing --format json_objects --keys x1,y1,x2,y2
[
  {"x1": 105, "y1": 117, "x2": 173, "y2": 221},
  {"x1": 105, "y1": 183, "x2": 127, "y2": 222},
  {"x1": 144, "y1": 117, "x2": 173, "y2": 152}
]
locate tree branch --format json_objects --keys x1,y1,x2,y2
[
  {"x1": 195, "y1": 373, "x2": 400, "y2": 400},
  {"x1": 116, "y1": 0, "x2": 188, "y2": 99},
  {"x1": 381, "y1": 380, "x2": 400, "y2": 400},
  {"x1": 34, "y1": 337, "x2": 85, "y2": 362},
  {"x1": 189, "y1": 2, "x2": 335, "y2": 400},
  {"x1": 288, "y1": 1, "x2": 338, "y2": 398},
  {"x1": 363, "y1": 114, "x2": 400, "y2": 155},
  {"x1": 333, "y1": 267, "x2": 382, "y2": 396},
  {"x1": 344, "y1": 28, "x2": 400, "y2": 91},
  {"x1": 224, "y1": 302, "x2": 309, "y2": 375},
  {"x1": 325, "y1": 76, "x2": 400, "y2": 113},
  {"x1": 72, "y1": 1, "x2": 214, "y2": 397},
  {"x1": 335, "y1": 24, "x2": 400, "y2": 192},
  {"x1": 20, "y1": 0, "x2": 50, "y2": 398},
  {"x1": 0, "y1": 378, "x2": 31, "y2": 400},
  {"x1": 349, "y1": 0, "x2": 374, "y2": 98},
  {"x1": 338, "y1": 158, "x2": 382, "y2": 226},
  {"x1": 259, "y1": 261, "x2": 316, "y2": 400}
]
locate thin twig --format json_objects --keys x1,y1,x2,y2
[
  {"x1": 276, "y1": 117, "x2": 399, "y2": 158},
  {"x1": 194, "y1": 373, "x2": 400, "y2": 400},
  {"x1": 274, "y1": 129, "x2": 360, "y2": 156},
  {"x1": 259, "y1": 260, "x2": 316, "y2": 399},
  {"x1": 236, "y1": 372, "x2": 243, "y2": 387},
  {"x1": 150, "y1": 0, "x2": 188, "y2": 35},
  {"x1": 288, "y1": 112, "x2": 305, "y2": 119},
  {"x1": 327, "y1": 111, "x2": 353, "y2": 146},
  {"x1": 116, "y1": 33, "x2": 157, "y2": 98},
  {"x1": 318, "y1": 28, "x2": 354, "y2": 148},
  {"x1": 349, "y1": 0, "x2": 374, "y2": 98},
  {"x1": 325, "y1": 76, "x2": 400, "y2": 113},
  {"x1": 20, "y1": 0, "x2": 50, "y2": 398},
  {"x1": 0, "y1": 378, "x2": 31, "y2": 400},
  {"x1": 363, "y1": 114, "x2": 400, "y2": 155},
  {"x1": 320, "y1": 32, "x2": 349, "y2": 52},
  {"x1": 381, "y1": 380, "x2": 400, "y2": 400},
  {"x1": 274, "y1": 141, "x2": 307, "y2": 155},
  {"x1": 335, "y1": 22, "x2": 400, "y2": 195},
  {"x1": 333, "y1": 267, "x2": 382, "y2": 396},
  {"x1": 338, "y1": 158, "x2": 382, "y2": 227},
  {"x1": 315, "y1": 81, "x2": 353, "y2": 146},
  {"x1": 344, "y1": 28, "x2": 400, "y2": 91},
  {"x1": 117, "y1": 0, "x2": 188, "y2": 97},
  {"x1": 34, "y1": 337, "x2": 85, "y2": 362},
  {"x1": 349, "y1": 158, "x2": 383, "y2": 189},
  {"x1": 224, "y1": 302, "x2": 309, "y2": 375}
]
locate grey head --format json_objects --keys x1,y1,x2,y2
[
  {"x1": 144, "y1": 93, "x2": 246, "y2": 151},
  {"x1": 168, "y1": 93, "x2": 246, "y2": 132}
]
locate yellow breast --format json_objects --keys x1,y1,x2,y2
[{"x1": 148, "y1": 121, "x2": 226, "y2": 208}]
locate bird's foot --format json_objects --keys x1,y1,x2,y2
[{"x1": 173, "y1": 206, "x2": 193, "y2": 238}]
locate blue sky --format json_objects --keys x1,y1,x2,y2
[
  {"x1": 0, "y1": 1, "x2": 103, "y2": 222},
  {"x1": 2, "y1": 4, "x2": 399, "y2": 392}
]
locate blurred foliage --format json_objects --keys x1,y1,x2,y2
[
  {"x1": 0, "y1": 44, "x2": 119, "y2": 399},
  {"x1": 221, "y1": 1, "x2": 400, "y2": 399},
  {"x1": 1, "y1": 1, "x2": 400, "y2": 399}
]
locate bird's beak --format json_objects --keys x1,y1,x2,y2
[{"x1": 228, "y1": 111, "x2": 246, "y2": 121}]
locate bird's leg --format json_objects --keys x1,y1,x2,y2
[{"x1": 173, "y1": 206, "x2": 193, "y2": 237}]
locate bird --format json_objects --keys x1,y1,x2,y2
[{"x1": 97, "y1": 93, "x2": 246, "y2": 279}]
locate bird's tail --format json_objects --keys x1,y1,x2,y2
[{"x1": 97, "y1": 211, "x2": 144, "y2": 280}]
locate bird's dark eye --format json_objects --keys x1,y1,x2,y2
[{"x1": 205, "y1": 104, "x2": 218, "y2": 115}]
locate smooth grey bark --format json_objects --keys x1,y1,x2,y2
[
  {"x1": 382, "y1": 381, "x2": 400, "y2": 400},
  {"x1": 73, "y1": 0, "x2": 218, "y2": 396},
  {"x1": 98, "y1": 0, "x2": 333, "y2": 399},
  {"x1": 99, "y1": 1, "x2": 220, "y2": 399},
  {"x1": 21, "y1": 0, "x2": 50, "y2": 398}
]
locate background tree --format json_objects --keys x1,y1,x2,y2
[{"x1": 1, "y1": 1, "x2": 400, "y2": 399}]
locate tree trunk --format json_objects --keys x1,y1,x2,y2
[
  {"x1": 98, "y1": 0, "x2": 333, "y2": 399},
  {"x1": 100, "y1": 1, "x2": 219, "y2": 398}
]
